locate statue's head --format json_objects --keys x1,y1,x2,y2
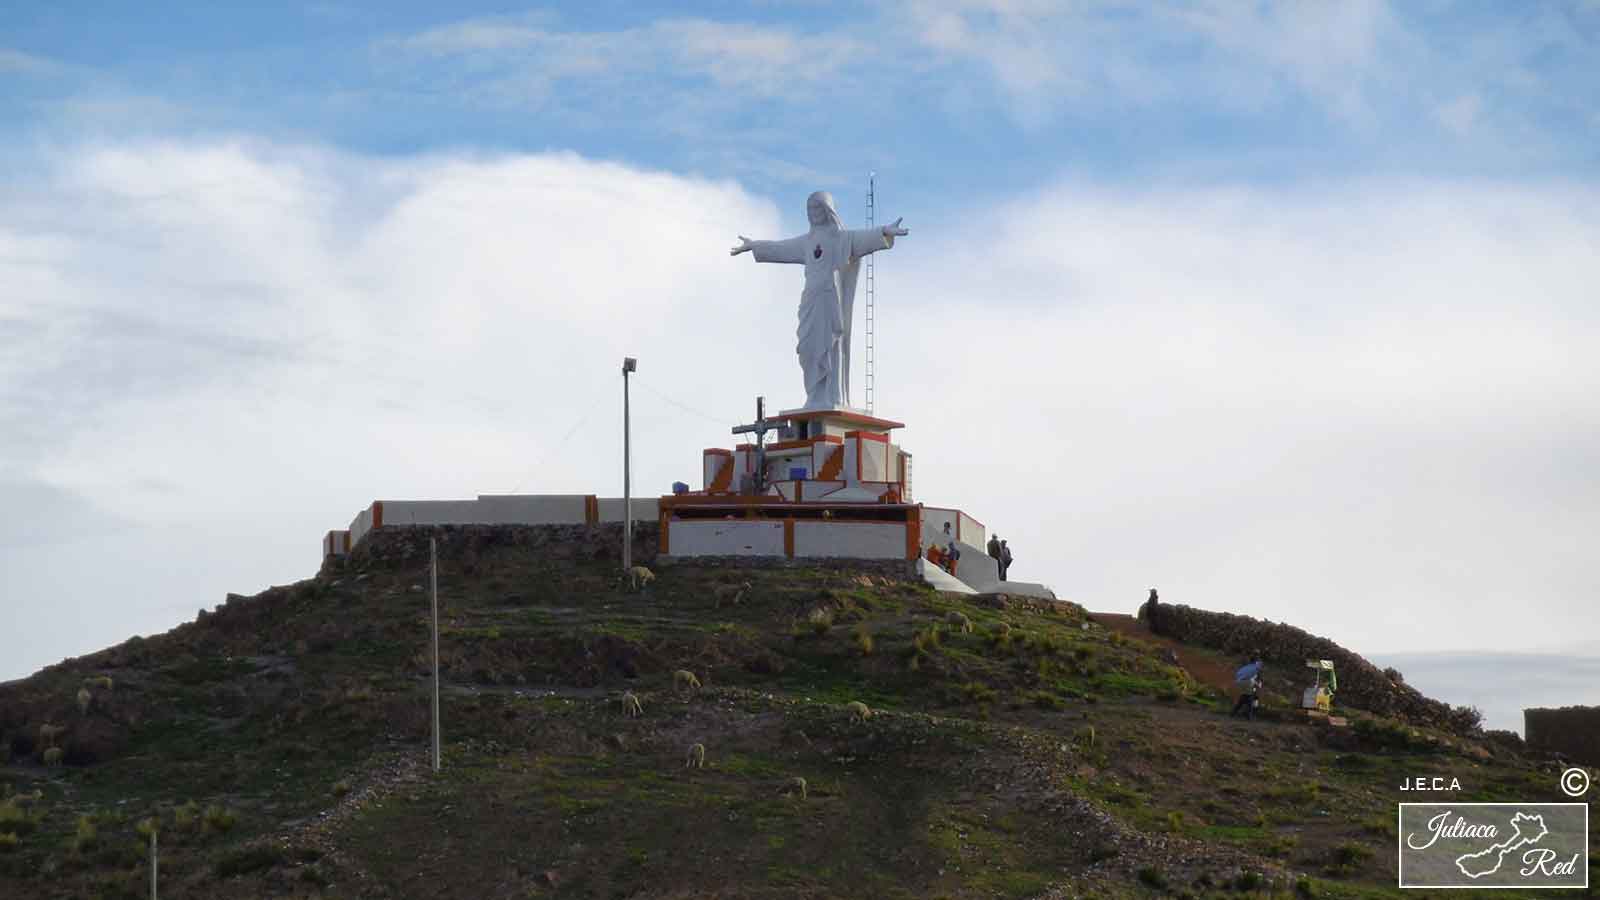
[{"x1": 807, "y1": 191, "x2": 840, "y2": 229}]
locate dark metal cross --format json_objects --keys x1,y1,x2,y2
[{"x1": 731, "y1": 395, "x2": 777, "y2": 494}]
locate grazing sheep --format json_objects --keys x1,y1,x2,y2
[
  {"x1": 779, "y1": 776, "x2": 807, "y2": 800},
  {"x1": 38, "y1": 724, "x2": 64, "y2": 747},
  {"x1": 621, "y1": 691, "x2": 643, "y2": 718},
  {"x1": 83, "y1": 676, "x2": 114, "y2": 692},
  {"x1": 995, "y1": 622, "x2": 1012, "y2": 639},
  {"x1": 42, "y1": 747, "x2": 63, "y2": 767},
  {"x1": 945, "y1": 611, "x2": 974, "y2": 634},
  {"x1": 846, "y1": 701, "x2": 872, "y2": 724},
  {"x1": 713, "y1": 581, "x2": 752, "y2": 608},
  {"x1": 673, "y1": 670, "x2": 702, "y2": 694},
  {"x1": 624, "y1": 565, "x2": 655, "y2": 592},
  {"x1": 12, "y1": 790, "x2": 43, "y2": 809},
  {"x1": 685, "y1": 743, "x2": 706, "y2": 769},
  {"x1": 76, "y1": 687, "x2": 92, "y2": 715}
]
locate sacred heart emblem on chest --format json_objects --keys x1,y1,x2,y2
[{"x1": 813, "y1": 244, "x2": 822, "y2": 259}]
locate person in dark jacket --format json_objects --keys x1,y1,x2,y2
[
  {"x1": 1145, "y1": 588, "x2": 1161, "y2": 635},
  {"x1": 999, "y1": 540, "x2": 1012, "y2": 581},
  {"x1": 987, "y1": 534, "x2": 1001, "y2": 567}
]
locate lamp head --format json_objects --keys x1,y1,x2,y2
[{"x1": 622, "y1": 357, "x2": 637, "y2": 374}]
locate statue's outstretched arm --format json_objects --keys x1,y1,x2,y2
[{"x1": 734, "y1": 234, "x2": 808, "y2": 264}]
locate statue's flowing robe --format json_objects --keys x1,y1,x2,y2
[{"x1": 747, "y1": 202, "x2": 893, "y2": 409}]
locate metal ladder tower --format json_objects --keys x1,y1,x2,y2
[{"x1": 864, "y1": 173, "x2": 876, "y2": 414}]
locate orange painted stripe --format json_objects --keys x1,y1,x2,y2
[
  {"x1": 708, "y1": 457, "x2": 734, "y2": 492},
  {"x1": 817, "y1": 445, "x2": 844, "y2": 480},
  {"x1": 703, "y1": 448, "x2": 734, "y2": 456},
  {"x1": 584, "y1": 495, "x2": 599, "y2": 525},
  {"x1": 659, "y1": 509, "x2": 670, "y2": 554},
  {"x1": 784, "y1": 518, "x2": 795, "y2": 558},
  {"x1": 372, "y1": 500, "x2": 384, "y2": 529},
  {"x1": 843, "y1": 430, "x2": 890, "y2": 443}
]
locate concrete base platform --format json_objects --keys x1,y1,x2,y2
[{"x1": 916, "y1": 558, "x2": 977, "y2": 594}]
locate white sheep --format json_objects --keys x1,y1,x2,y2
[
  {"x1": 38, "y1": 724, "x2": 64, "y2": 747},
  {"x1": 621, "y1": 691, "x2": 643, "y2": 718},
  {"x1": 76, "y1": 687, "x2": 92, "y2": 715},
  {"x1": 779, "y1": 776, "x2": 807, "y2": 800},
  {"x1": 846, "y1": 701, "x2": 872, "y2": 724},
  {"x1": 685, "y1": 743, "x2": 705, "y2": 769},
  {"x1": 673, "y1": 670, "x2": 702, "y2": 695},
  {"x1": 42, "y1": 747, "x2": 64, "y2": 767},
  {"x1": 945, "y1": 611, "x2": 974, "y2": 634},
  {"x1": 83, "y1": 675, "x2": 114, "y2": 692},
  {"x1": 624, "y1": 566, "x2": 655, "y2": 592}
]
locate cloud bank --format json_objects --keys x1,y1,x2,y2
[{"x1": 3, "y1": 139, "x2": 1597, "y2": 684}]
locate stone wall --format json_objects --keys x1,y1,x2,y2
[
  {"x1": 330, "y1": 522, "x2": 662, "y2": 575},
  {"x1": 1525, "y1": 705, "x2": 1600, "y2": 765},
  {"x1": 1152, "y1": 603, "x2": 1482, "y2": 735}
]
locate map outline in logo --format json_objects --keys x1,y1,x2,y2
[{"x1": 1398, "y1": 802, "x2": 1589, "y2": 890}]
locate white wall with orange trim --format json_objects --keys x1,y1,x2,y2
[
  {"x1": 792, "y1": 521, "x2": 905, "y2": 559},
  {"x1": 669, "y1": 520, "x2": 785, "y2": 556}
]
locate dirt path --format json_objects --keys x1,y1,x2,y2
[{"x1": 1090, "y1": 612, "x2": 1243, "y2": 697}]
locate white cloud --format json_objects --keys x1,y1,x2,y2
[
  {"x1": 1434, "y1": 93, "x2": 1482, "y2": 136},
  {"x1": 393, "y1": 16, "x2": 863, "y2": 98},
  {"x1": 3, "y1": 140, "x2": 1598, "y2": 684},
  {"x1": 0, "y1": 48, "x2": 61, "y2": 75}
]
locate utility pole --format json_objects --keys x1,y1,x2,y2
[
  {"x1": 622, "y1": 357, "x2": 637, "y2": 571},
  {"x1": 150, "y1": 829, "x2": 157, "y2": 900},
  {"x1": 430, "y1": 536, "x2": 440, "y2": 773}
]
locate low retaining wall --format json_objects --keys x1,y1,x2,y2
[
  {"x1": 331, "y1": 522, "x2": 661, "y2": 575},
  {"x1": 1150, "y1": 603, "x2": 1481, "y2": 735},
  {"x1": 1525, "y1": 706, "x2": 1600, "y2": 765},
  {"x1": 339, "y1": 495, "x2": 660, "y2": 558}
]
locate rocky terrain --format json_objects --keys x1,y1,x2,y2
[{"x1": 0, "y1": 524, "x2": 1590, "y2": 898}]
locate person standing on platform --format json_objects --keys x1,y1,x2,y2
[
  {"x1": 987, "y1": 534, "x2": 1001, "y2": 570},
  {"x1": 1145, "y1": 588, "x2": 1162, "y2": 635},
  {"x1": 999, "y1": 540, "x2": 1012, "y2": 581}
]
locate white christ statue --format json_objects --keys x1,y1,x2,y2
[{"x1": 731, "y1": 191, "x2": 908, "y2": 410}]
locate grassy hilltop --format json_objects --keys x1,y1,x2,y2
[{"x1": 0, "y1": 525, "x2": 1591, "y2": 899}]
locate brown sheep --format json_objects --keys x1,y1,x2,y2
[
  {"x1": 38, "y1": 724, "x2": 64, "y2": 747},
  {"x1": 846, "y1": 701, "x2": 872, "y2": 724},
  {"x1": 713, "y1": 581, "x2": 752, "y2": 608}
]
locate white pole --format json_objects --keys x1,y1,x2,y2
[
  {"x1": 430, "y1": 536, "x2": 441, "y2": 772},
  {"x1": 150, "y1": 829, "x2": 157, "y2": 900},
  {"x1": 622, "y1": 358, "x2": 636, "y2": 571}
]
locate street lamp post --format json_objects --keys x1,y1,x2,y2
[{"x1": 622, "y1": 357, "x2": 637, "y2": 572}]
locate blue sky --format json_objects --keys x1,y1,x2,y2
[
  {"x1": 6, "y1": 2, "x2": 1598, "y2": 200},
  {"x1": 3, "y1": 3, "x2": 1598, "y2": 728}
]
